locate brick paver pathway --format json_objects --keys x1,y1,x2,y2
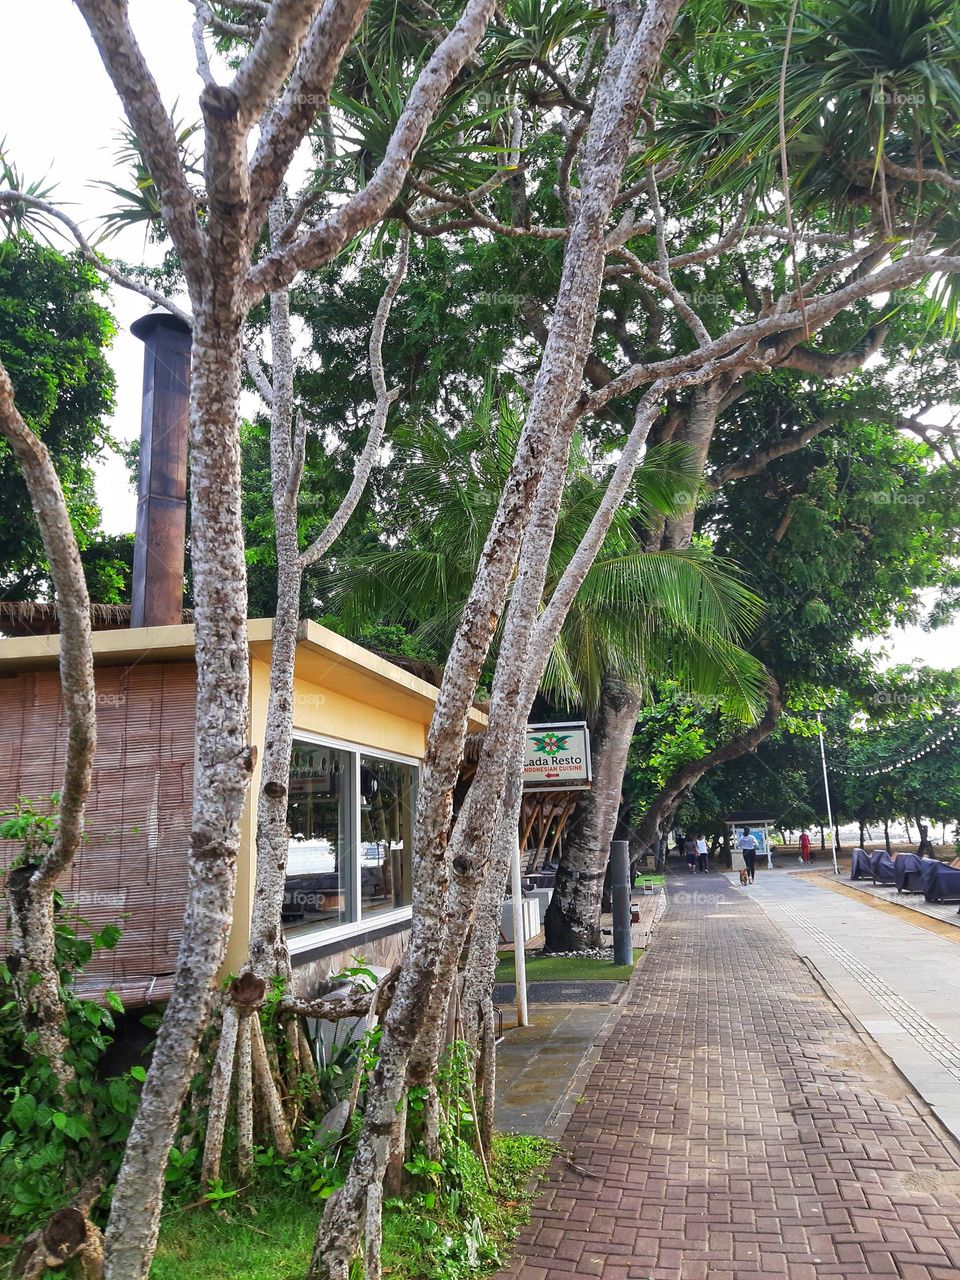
[{"x1": 498, "y1": 876, "x2": 960, "y2": 1279}]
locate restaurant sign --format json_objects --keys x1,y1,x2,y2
[{"x1": 523, "y1": 721, "x2": 592, "y2": 791}]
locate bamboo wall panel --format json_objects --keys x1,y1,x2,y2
[{"x1": 0, "y1": 662, "x2": 196, "y2": 992}]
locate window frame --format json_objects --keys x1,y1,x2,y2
[{"x1": 282, "y1": 729, "x2": 419, "y2": 957}]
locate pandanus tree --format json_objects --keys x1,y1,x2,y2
[
  {"x1": 329, "y1": 394, "x2": 769, "y2": 954},
  {"x1": 602, "y1": 0, "x2": 960, "y2": 866}
]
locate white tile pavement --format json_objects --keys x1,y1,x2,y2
[{"x1": 739, "y1": 869, "x2": 960, "y2": 1142}]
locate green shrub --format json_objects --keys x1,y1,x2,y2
[{"x1": 0, "y1": 897, "x2": 141, "y2": 1234}]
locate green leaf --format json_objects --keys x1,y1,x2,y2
[
  {"x1": 92, "y1": 925, "x2": 122, "y2": 950},
  {"x1": 51, "y1": 1111, "x2": 90, "y2": 1140},
  {"x1": 9, "y1": 1093, "x2": 37, "y2": 1132}
]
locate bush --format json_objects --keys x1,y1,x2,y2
[{"x1": 0, "y1": 899, "x2": 142, "y2": 1234}]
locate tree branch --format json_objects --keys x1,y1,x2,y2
[
  {"x1": 0, "y1": 192, "x2": 192, "y2": 325},
  {"x1": 243, "y1": 345, "x2": 274, "y2": 405},
  {"x1": 611, "y1": 245, "x2": 710, "y2": 347},
  {"x1": 74, "y1": 0, "x2": 206, "y2": 273},
  {"x1": 246, "y1": 0, "x2": 372, "y2": 238},
  {"x1": 581, "y1": 251, "x2": 960, "y2": 417},
  {"x1": 227, "y1": 0, "x2": 325, "y2": 127},
  {"x1": 0, "y1": 360, "x2": 96, "y2": 885},
  {"x1": 708, "y1": 414, "x2": 840, "y2": 490},
  {"x1": 880, "y1": 155, "x2": 960, "y2": 194},
  {"x1": 776, "y1": 322, "x2": 889, "y2": 378},
  {"x1": 635, "y1": 679, "x2": 785, "y2": 849},
  {"x1": 243, "y1": 0, "x2": 497, "y2": 305},
  {"x1": 301, "y1": 230, "x2": 410, "y2": 569},
  {"x1": 406, "y1": 176, "x2": 567, "y2": 239}
]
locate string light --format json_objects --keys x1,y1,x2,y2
[{"x1": 826, "y1": 725, "x2": 959, "y2": 777}]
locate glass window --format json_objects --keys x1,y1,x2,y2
[
  {"x1": 284, "y1": 741, "x2": 354, "y2": 933},
  {"x1": 359, "y1": 755, "x2": 416, "y2": 919}
]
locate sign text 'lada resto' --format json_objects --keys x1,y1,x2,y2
[{"x1": 522, "y1": 721, "x2": 592, "y2": 791}]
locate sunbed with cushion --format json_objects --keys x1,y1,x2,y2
[
  {"x1": 895, "y1": 853, "x2": 926, "y2": 893},
  {"x1": 869, "y1": 850, "x2": 898, "y2": 885},
  {"x1": 850, "y1": 848, "x2": 873, "y2": 880}
]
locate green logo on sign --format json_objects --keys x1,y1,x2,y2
[{"x1": 530, "y1": 732, "x2": 571, "y2": 756}]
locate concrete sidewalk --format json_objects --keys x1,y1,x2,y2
[
  {"x1": 746, "y1": 870, "x2": 960, "y2": 1142},
  {"x1": 498, "y1": 873, "x2": 960, "y2": 1280}
]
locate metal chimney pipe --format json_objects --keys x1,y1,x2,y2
[{"x1": 129, "y1": 311, "x2": 191, "y2": 629}]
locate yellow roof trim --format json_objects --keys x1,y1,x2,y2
[{"x1": 0, "y1": 617, "x2": 487, "y2": 729}]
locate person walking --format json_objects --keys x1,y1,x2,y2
[
  {"x1": 738, "y1": 827, "x2": 759, "y2": 883},
  {"x1": 798, "y1": 831, "x2": 811, "y2": 865},
  {"x1": 696, "y1": 833, "x2": 710, "y2": 873},
  {"x1": 685, "y1": 835, "x2": 698, "y2": 875}
]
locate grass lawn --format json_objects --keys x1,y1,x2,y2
[
  {"x1": 634, "y1": 871, "x2": 664, "y2": 886},
  {"x1": 154, "y1": 1191, "x2": 316, "y2": 1280},
  {"x1": 495, "y1": 953, "x2": 637, "y2": 983},
  {"x1": 151, "y1": 1134, "x2": 553, "y2": 1280}
]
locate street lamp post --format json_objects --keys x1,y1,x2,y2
[{"x1": 816, "y1": 713, "x2": 839, "y2": 875}]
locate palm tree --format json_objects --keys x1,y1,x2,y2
[{"x1": 327, "y1": 390, "x2": 770, "y2": 947}]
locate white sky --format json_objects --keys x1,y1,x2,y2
[{"x1": 3, "y1": 3, "x2": 959, "y2": 671}]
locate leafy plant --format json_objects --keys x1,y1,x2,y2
[{"x1": 0, "y1": 902, "x2": 142, "y2": 1234}]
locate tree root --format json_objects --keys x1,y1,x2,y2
[
  {"x1": 200, "y1": 1004, "x2": 239, "y2": 1184},
  {"x1": 236, "y1": 1014, "x2": 254, "y2": 1179},
  {"x1": 13, "y1": 1179, "x2": 105, "y2": 1280}
]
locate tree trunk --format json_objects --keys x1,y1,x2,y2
[
  {"x1": 544, "y1": 674, "x2": 640, "y2": 951},
  {"x1": 247, "y1": 215, "x2": 303, "y2": 984},
  {"x1": 309, "y1": 6, "x2": 686, "y2": 1271},
  {"x1": 834, "y1": 824, "x2": 843, "y2": 853},
  {"x1": 0, "y1": 357, "x2": 97, "y2": 1098},
  {"x1": 660, "y1": 381, "x2": 723, "y2": 549},
  {"x1": 634, "y1": 680, "x2": 784, "y2": 853},
  {"x1": 819, "y1": 825, "x2": 826, "y2": 852},
  {"x1": 103, "y1": 314, "x2": 254, "y2": 1280},
  {"x1": 883, "y1": 819, "x2": 891, "y2": 854},
  {"x1": 460, "y1": 764, "x2": 523, "y2": 1154}
]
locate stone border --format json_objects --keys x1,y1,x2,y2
[{"x1": 493, "y1": 978, "x2": 630, "y2": 1005}]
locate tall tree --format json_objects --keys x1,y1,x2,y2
[
  {"x1": 629, "y1": 410, "x2": 960, "y2": 850},
  {"x1": 0, "y1": 356, "x2": 96, "y2": 1097},
  {"x1": 0, "y1": 239, "x2": 119, "y2": 600},
  {"x1": 547, "y1": 0, "x2": 960, "y2": 931}
]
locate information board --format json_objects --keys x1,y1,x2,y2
[{"x1": 523, "y1": 721, "x2": 592, "y2": 791}]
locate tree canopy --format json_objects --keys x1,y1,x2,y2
[{"x1": 0, "y1": 240, "x2": 126, "y2": 601}]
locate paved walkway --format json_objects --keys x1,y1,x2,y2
[{"x1": 498, "y1": 873, "x2": 960, "y2": 1280}]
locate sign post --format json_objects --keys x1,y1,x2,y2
[
  {"x1": 611, "y1": 839, "x2": 633, "y2": 966},
  {"x1": 817, "y1": 714, "x2": 839, "y2": 875},
  {"x1": 510, "y1": 828, "x2": 528, "y2": 1027}
]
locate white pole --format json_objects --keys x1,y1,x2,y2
[
  {"x1": 817, "y1": 715, "x2": 839, "y2": 875},
  {"x1": 511, "y1": 828, "x2": 529, "y2": 1027}
]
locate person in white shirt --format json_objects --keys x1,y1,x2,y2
[
  {"x1": 696, "y1": 834, "x2": 710, "y2": 873},
  {"x1": 738, "y1": 827, "x2": 759, "y2": 883}
]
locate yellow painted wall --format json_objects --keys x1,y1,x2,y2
[{"x1": 289, "y1": 673, "x2": 427, "y2": 758}]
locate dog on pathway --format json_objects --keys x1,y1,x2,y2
[{"x1": 738, "y1": 867, "x2": 750, "y2": 886}]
